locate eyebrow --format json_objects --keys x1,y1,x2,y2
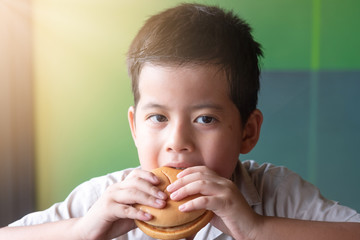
[
  {"x1": 140, "y1": 103, "x2": 169, "y2": 111},
  {"x1": 140, "y1": 102, "x2": 224, "y2": 112},
  {"x1": 191, "y1": 103, "x2": 224, "y2": 112}
]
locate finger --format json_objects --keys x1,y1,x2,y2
[
  {"x1": 170, "y1": 178, "x2": 226, "y2": 201},
  {"x1": 176, "y1": 165, "x2": 215, "y2": 178},
  {"x1": 110, "y1": 187, "x2": 166, "y2": 209},
  {"x1": 86, "y1": 198, "x2": 154, "y2": 224},
  {"x1": 111, "y1": 204, "x2": 153, "y2": 221},
  {"x1": 166, "y1": 166, "x2": 227, "y2": 196},
  {"x1": 120, "y1": 176, "x2": 167, "y2": 200},
  {"x1": 121, "y1": 168, "x2": 168, "y2": 200},
  {"x1": 167, "y1": 168, "x2": 215, "y2": 192},
  {"x1": 126, "y1": 168, "x2": 161, "y2": 185},
  {"x1": 178, "y1": 195, "x2": 223, "y2": 212}
]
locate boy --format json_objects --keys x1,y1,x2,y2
[{"x1": 1, "y1": 3, "x2": 360, "y2": 240}]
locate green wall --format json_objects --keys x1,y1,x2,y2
[{"x1": 33, "y1": 0, "x2": 360, "y2": 211}]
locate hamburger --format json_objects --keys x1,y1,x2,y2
[{"x1": 134, "y1": 166, "x2": 213, "y2": 239}]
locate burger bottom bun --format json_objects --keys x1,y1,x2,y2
[{"x1": 135, "y1": 210, "x2": 214, "y2": 240}]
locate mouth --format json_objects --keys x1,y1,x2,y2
[
  {"x1": 163, "y1": 163, "x2": 193, "y2": 170},
  {"x1": 173, "y1": 167, "x2": 186, "y2": 170},
  {"x1": 163, "y1": 165, "x2": 188, "y2": 170}
]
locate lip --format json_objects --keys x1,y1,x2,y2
[{"x1": 163, "y1": 162, "x2": 194, "y2": 169}]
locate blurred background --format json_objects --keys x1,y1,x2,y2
[{"x1": 1, "y1": 0, "x2": 359, "y2": 227}]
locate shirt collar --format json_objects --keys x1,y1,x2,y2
[
  {"x1": 233, "y1": 161, "x2": 262, "y2": 207},
  {"x1": 194, "y1": 223, "x2": 224, "y2": 240}
]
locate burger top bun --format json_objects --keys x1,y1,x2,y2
[{"x1": 134, "y1": 167, "x2": 207, "y2": 227}]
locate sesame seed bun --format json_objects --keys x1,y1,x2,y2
[{"x1": 134, "y1": 167, "x2": 213, "y2": 239}]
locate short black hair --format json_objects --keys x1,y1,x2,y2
[{"x1": 127, "y1": 3, "x2": 263, "y2": 124}]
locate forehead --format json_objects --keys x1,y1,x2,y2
[
  {"x1": 136, "y1": 63, "x2": 235, "y2": 111},
  {"x1": 138, "y1": 63, "x2": 228, "y2": 91}
]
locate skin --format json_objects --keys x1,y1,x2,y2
[
  {"x1": 128, "y1": 63, "x2": 255, "y2": 177},
  {"x1": 127, "y1": 63, "x2": 263, "y2": 239},
  {"x1": 1, "y1": 64, "x2": 359, "y2": 240}
]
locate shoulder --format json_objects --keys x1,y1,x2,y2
[
  {"x1": 241, "y1": 160, "x2": 294, "y2": 185},
  {"x1": 241, "y1": 160, "x2": 299, "y2": 203},
  {"x1": 65, "y1": 167, "x2": 138, "y2": 206},
  {"x1": 63, "y1": 167, "x2": 140, "y2": 214},
  {"x1": 86, "y1": 167, "x2": 138, "y2": 194},
  {"x1": 241, "y1": 160, "x2": 360, "y2": 222},
  {"x1": 242, "y1": 160, "x2": 316, "y2": 217}
]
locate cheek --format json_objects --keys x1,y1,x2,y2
[
  {"x1": 202, "y1": 134, "x2": 241, "y2": 179},
  {"x1": 137, "y1": 148, "x2": 159, "y2": 171},
  {"x1": 205, "y1": 152, "x2": 239, "y2": 179},
  {"x1": 135, "y1": 131, "x2": 161, "y2": 171}
]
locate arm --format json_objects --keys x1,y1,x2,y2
[
  {"x1": 0, "y1": 216, "x2": 138, "y2": 240},
  {"x1": 168, "y1": 166, "x2": 360, "y2": 240},
  {"x1": 0, "y1": 169, "x2": 167, "y2": 240},
  {"x1": 253, "y1": 216, "x2": 360, "y2": 240},
  {"x1": 0, "y1": 218, "x2": 82, "y2": 240}
]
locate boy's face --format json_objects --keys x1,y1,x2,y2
[{"x1": 128, "y1": 64, "x2": 244, "y2": 179}]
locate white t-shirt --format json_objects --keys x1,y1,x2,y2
[{"x1": 9, "y1": 160, "x2": 360, "y2": 239}]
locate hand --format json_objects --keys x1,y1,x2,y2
[
  {"x1": 166, "y1": 166, "x2": 261, "y2": 240},
  {"x1": 76, "y1": 169, "x2": 168, "y2": 240}
]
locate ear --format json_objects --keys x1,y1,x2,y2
[
  {"x1": 240, "y1": 109, "x2": 263, "y2": 154},
  {"x1": 128, "y1": 106, "x2": 137, "y2": 147}
]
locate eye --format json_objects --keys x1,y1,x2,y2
[
  {"x1": 195, "y1": 116, "x2": 216, "y2": 124},
  {"x1": 148, "y1": 114, "x2": 168, "y2": 123}
]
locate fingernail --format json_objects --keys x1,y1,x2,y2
[
  {"x1": 152, "y1": 175, "x2": 160, "y2": 183},
  {"x1": 170, "y1": 191, "x2": 178, "y2": 199},
  {"x1": 166, "y1": 183, "x2": 174, "y2": 192},
  {"x1": 157, "y1": 191, "x2": 167, "y2": 199},
  {"x1": 143, "y1": 212, "x2": 152, "y2": 219},
  {"x1": 178, "y1": 204, "x2": 186, "y2": 212},
  {"x1": 155, "y1": 199, "x2": 165, "y2": 206},
  {"x1": 177, "y1": 172, "x2": 184, "y2": 178}
]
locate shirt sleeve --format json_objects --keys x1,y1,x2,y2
[
  {"x1": 9, "y1": 169, "x2": 133, "y2": 227},
  {"x1": 259, "y1": 164, "x2": 360, "y2": 222}
]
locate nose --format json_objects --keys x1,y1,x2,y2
[{"x1": 165, "y1": 121, "x2": 194, "y2": 153}]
